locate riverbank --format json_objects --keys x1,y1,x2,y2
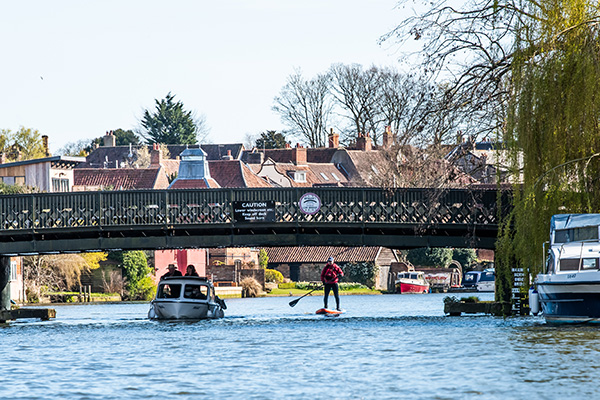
[{"x1": 265, "y1": 287, "x2": 382, "y2": 297}]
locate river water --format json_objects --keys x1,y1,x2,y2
[{"x1": 2, "y1": 292, "x2": 599, "y2": 399}]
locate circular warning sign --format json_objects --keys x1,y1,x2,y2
[{"x1": 299, "y1": 192, "x2": 321, "y2": 215}]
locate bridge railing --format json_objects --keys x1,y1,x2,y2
[{"x1": 0, "y1": 187, "x2": 508, "y2": 233}]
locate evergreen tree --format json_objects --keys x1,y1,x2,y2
[
  {"x1": 255, "y1": 131, "x2": 288, "y2": 149},
  {"x1": 140, "y1": 93, "x2": 200, "y2": 145}
]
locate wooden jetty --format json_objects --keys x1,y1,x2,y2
[{"x1": 0, "y1": 308, "x2": 56, "y2": 323}]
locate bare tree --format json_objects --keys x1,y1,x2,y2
[
  {"x1": 273, "y1": 69, "x2": 333, "y2": 147},
  {"x1": 382, "y1": 0, "x2": 515, "y2": 141},
  {"x1": 328, "y1": 63, "x2": 384, "y2": 145}
]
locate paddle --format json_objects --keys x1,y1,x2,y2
[{"x1": 289, "y1": 286, "x2": 322, "y2": 307}]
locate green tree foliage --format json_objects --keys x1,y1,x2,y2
[
  {"x1": 140, "y1": 93, "x2": 206, "y2": 145},
  {"x1": 497, "y1": 0, "x2": 600, "y2": 300},
  {"x1": 342, "y1": 262, "x2": 379, "y2": 288},
  {"x1": 406, "y1": 248, "x2": 453, "y2": 268},
  {"x1": 120, "y1": 250, "x2": 155, "y2": 300},
  {"x1": 255, "y1": 131, "x2": 288, "y2": 149},
  {"x1": 452, "y1": 249, "x2": 477, "y2": 270},
  {"x1": 258, "y1": 248, "x2": 269, "y2": 269},
  {"x1": 80, "y1": 129, "x2": 141, "y2": 154},
  {"x1": 0, "y1": 127, "x2": 46, "y2": 161}
]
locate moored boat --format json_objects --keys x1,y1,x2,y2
[
  {"x1": 395, "y1": 271, "x2": 430, "y2": 294},
  {"x1": 536, "y1": 214, "x2": 600, "y2": 323},
  {"x1": 148, "y1": 276, "x2": 226, "y2": 320},
  {"x1": 476, "y1": 269, "x2": 495, "y2": 292}
]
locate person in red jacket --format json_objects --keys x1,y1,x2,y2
[{"x1": 320, "y1": 256, "x2": 344, "y2": 311}]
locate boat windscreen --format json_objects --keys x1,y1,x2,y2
[
  {"x1": 158, "y1": 284, "x2": 181, "y2": 298},
  {"x1": 183, "y1": 284, "x2": 209, "y2": 300}
]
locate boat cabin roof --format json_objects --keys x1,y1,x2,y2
[{"x1": 551, "y1": 214, "x2": 600, "y2": 245}]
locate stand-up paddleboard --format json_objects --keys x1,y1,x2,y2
[{"x1": 316, "y1": 308, "x2": 344, "y2": 315}]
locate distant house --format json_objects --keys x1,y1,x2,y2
[
  {"x1": 0, "y1": 155, "x2": 85, "y2": 192},
  {"x1": 244, "y1": 145, "x2": 349, "y2": 187},
  {"x1": 263, "y1": 246, "x2": 399, "y2": 290}
]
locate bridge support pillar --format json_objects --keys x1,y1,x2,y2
[{"x1": 0, "y1": 256, "x2": 10, "y2": 311}]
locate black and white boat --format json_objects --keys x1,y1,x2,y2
[
  {"x1": 148, "y1": 276, "x2": 226, "y2": 320},
  {"x1": 535, "y1": 214, "x2": 600, "y2": 323}
]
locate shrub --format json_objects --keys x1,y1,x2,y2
[
  {"x1": 342, "y1": 262, "x2": 379, "y2": 288},
  {"x1": 278, "y1": 282, "x2": 296, "y2": 289},
  {"x1": 128, "y1": 276, "x2": 156, "y2": 301},
  {"x1": 241, "y1": 277, "x2": 262, "y2": 297},
  {"x1": 339, "y1": 282, "x2": 367, "y2": 291},
  {"x1": 265, "y1": 269, "x2": 284, "y2": 283}
]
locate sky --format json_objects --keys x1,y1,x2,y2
[{"x1": 1, "y1": 1, "x2": 411, "y2": 154}]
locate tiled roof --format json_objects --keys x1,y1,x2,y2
[
  {"x1": 307, "y1": 148, "x2": 338, "y2": 163},
  {"x1": 207, "y1": 160, "x2": 271, "y2": 188},
  {"x1": 169, "y1": 178, "x2": 220, "y2": 189},
  {"x1": 263, "y1": 246, "x2": 382, "y2": 264},
  {"x1": 73, "y1": 168, "x2": 168, "y2": 190}
]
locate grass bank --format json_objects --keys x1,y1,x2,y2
[{"x1": 266, "y1": 287, "x2": 381, "y2": 297}]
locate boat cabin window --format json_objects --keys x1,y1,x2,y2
[
  {"x1": 581, "y1": 258, "x2": 599, "y2": 270},
  {"x1": 560, "y1": 259, "x2": 581, "y2": 271},
  {"x1": 546, "y1": 253, "x2": 555, "y2": 274},
  {"x1": 183, "y1": 284, "x2": 209, "y2": 300},
  {"x1": 158, "y1": 284, "x2": 181, "y2": 298},
  {"x1": 479, "y1": 271, "x2": 495, "y2": 281},
  {"x1": 555, "y1": 226, "x2": 598, "y2": 244},
  {"x1": 464, "y1": 273, "x2": 478, "y2": 283},
  {"x1": 410, "y1": 273, "x2": 418, "y2": 280}
]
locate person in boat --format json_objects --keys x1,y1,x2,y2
[
  {"x1": 185, "y1": 264, "x2": 199, "y2": 277},
  {"x1": 161, "y1": 264, "x2": 183, "y2": 280},
  {"x1": 320, "y1": 256, "x2": 344, "y2": 311}
]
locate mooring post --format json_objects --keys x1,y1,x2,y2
[{"x1": 0, "y1": 256, "x2": 11, "y2": 311}]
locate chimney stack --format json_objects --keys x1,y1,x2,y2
[
  {"x1": 328, "y1": 128, "x2": 339, "y2": 148},
  {"x1": 356, "y1": 132, "x2": 372, "y2": 151},
  {"x1": 103, "y1": 130, "x2": 116, "y2": 147},
  {"x1": 42, "y1": 135, "x2": 50, "y2": 156},
  {"x1": 382, "y1": 126, "x2": 393, "y2": 149},
  {"x1": 292, "y1": 144, "x2": 307, "y2": 165},
  {"x1": 221, "y1": 150, "x2": 234, "y2": 160},
  {"x1": 150, "y1": 143, "x2": 162, "y2": 166}
]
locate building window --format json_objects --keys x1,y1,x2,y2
[
  {"x1": 52, "y1": 178, "x2": 70, "y2": 192},
  {"x1": 331, "y1": 172, "x2": 341, "y2": 181},
  {"x1": 10, "y1": 260, "x2": 17, "y2": 281},
  {"x1": 1, "y1": 177, "x2": 15, "y2": 185},
  {"x1": 320, "y1": 172, "x2": 329, "y2": 181},
  {"x1": 293, "y1": 171, "x2": 306, "y2": 182},
  {"x1": 15, "y1": 176, "x2": 25, "y2": 185}
]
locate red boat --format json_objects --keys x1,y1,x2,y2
[{"x1": 395, "y1": 271, "x2": 430, "y2": 294}]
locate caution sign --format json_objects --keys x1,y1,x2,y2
[{"x1": 233, "y1": 201, "x2": 275, "y2": 222}]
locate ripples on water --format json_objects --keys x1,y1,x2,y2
[{"x1": 2, "y1": 293, "x2": 600, "y2": 399}]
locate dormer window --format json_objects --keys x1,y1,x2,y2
[{"x1": 294, "y1": 171, "x2": 306, "y2": 182}]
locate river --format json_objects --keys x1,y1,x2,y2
[{"x1": 1, "y1": 292, "x2": 599, "y2": 399}]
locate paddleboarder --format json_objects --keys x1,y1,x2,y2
[{"x1": 320, "y1": 256, "x2": 344, "y2": 311}]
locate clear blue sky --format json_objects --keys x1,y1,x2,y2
[{"x1": 1, "y1": 1, "x2": 409, "y2": 153}]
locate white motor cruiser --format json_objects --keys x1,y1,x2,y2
[
  {"x1": 535, "y1": 214, "x2": 600, "y2": 323},
  {"x1": 148, "y1": 276, "x2": 226, "y2": 320}
]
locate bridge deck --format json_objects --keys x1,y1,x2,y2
[{"x1": 0, "y1": 187, "x2": 511, "y2": 254}]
